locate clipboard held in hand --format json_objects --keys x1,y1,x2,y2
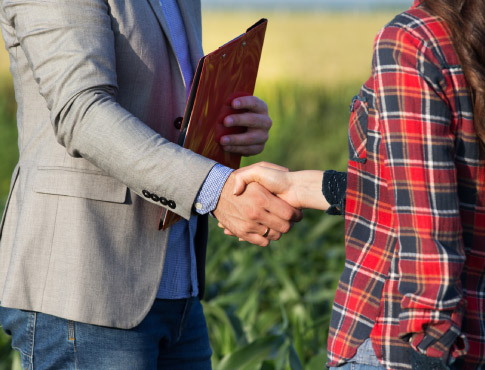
[{"x1": 161, "y1": 18, "x2": 268, "y2": 230}]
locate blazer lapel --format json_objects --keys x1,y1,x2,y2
[
  {"x1": 146, "y1": 0, "x2": 177, "y2": 56},
  {"x1": 176, "y1": 0, "x2": 204, "y2": 71},
  {"x1": 146, "y1": 0, "x2": 204, "y2": 87}
]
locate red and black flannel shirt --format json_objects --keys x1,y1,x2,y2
[{"x1": 327, "y1": 2, "x2": 485, "y2": 369}]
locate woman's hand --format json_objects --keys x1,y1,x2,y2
[
  {"x1": 232, "y1": 162, "x2": 329, "y2": 211},
  {"x1": 232, "y1": 162, "x2": 303, "y2": 208}
]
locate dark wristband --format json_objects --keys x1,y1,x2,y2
[{"x1": 322, "y1": 170, "x2": 347, "y2": 215}]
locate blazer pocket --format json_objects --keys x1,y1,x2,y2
[
  {"x1": 348, "y1": 94, "x2": 369, "y2": 163},
  {"x1": 33, "y1": 167, "x2": 127, "y2": 203}
]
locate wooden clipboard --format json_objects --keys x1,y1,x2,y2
[{"x1": 161, "y1": 18, "x2": 268, "y2": 230}]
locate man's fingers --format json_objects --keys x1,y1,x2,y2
[
  {"x1": 214, "y1": 176, "x2": 302, "y2": 247},
  {"x1": 264, "y1": 227, "x2": 282, "y2": 241},
  {"x1": 231, "y1": 95, "x2": 268, "y2": 114},
  {"x1": 221, "y1": 128, "x2": 269, "y2": 145},
  {"x1": 263, "y1": 191, "x2": 304, "y2": 227},
  {"x1": 237, "y1": 226, "x2": 282, "y2": 245},
  {"x1": 240, "y1": 234, "x2": 272, "y2": 247},
  {"x1": 220, "y1": 128, "x2": 268, "y2": 156},
  {"x1": 224, "y1": 112, "x2": 272, "y2": 130},
  {"x1": 250, "y1": 184, "x2": 302, "y2": 233},
  {"x1": 221, "y1": 96, "x2": 272, "y2": 157},
  {"x1": 224, "y1": 229, "x2": 236, "y2": 237},
  {"x1": 235, "y1": 233, "x2": 270, "y2": 247}
]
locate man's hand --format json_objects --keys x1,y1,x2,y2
[
  {"x1": 213, "y1": 172, "x2": 303, "y2": 247},
  {"x1": 220, "y1": 96, "x2": 272, "y2": 156}
]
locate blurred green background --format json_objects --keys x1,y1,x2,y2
[{"x1": 0, "y1": 8, "x2": 402, "y2": 370}]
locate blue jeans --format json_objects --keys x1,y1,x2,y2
[
  {"x1": 0, "y1": 298, "x2": 212, "y2": 370},
  {"x1": 329, "y1": 339, "x2": 386, "y2": 370},
  {"x1": 329, "y1": 365, "x2": 386, "y2": 370}
]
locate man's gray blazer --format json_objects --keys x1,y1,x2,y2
[{"x1": 0, "y1": 0, "x2": 217, "y2": 328}]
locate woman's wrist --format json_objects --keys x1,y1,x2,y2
[{"x1": 290, "y1": 170, "x2": 329, "y2": 210}]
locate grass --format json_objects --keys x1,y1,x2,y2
[
  {"x1": 0, "y1": 9, "x2": 399, "y2": 369},
  {"x1": 202, "y1": 11, "x2": 392, "y2": 87},
  {"x1": 0, "y1": 41, "x2": 8, "y2": 74},
  {"x1": 205, "y1": 208, "x2": 346, "y2": 369}
]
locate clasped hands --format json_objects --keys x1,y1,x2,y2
[{"x1": 213, "y1": 163, "x2": 330, "y2": 246}]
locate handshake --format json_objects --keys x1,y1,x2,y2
[
  {"x1": 212, "y1": 162, "x2": 329, "y2": 247},
  {"x1": 208, "y1": 95, "x2": 329, "y2": 246}
]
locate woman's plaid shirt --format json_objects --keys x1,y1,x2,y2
[{"x1": 327, "y1": 2, "x2": 485, "y2": 369}]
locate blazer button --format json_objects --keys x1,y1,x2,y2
[
  {"x1": 173, "y1": 117, "x2": 183, "y2": 129},
  {"x1": 150, "y1": 194, "x2": 160, "y2": 202},
  {"x1": 173, "y1": 117, "x2": 184, "y2": 130},
  {"x1": 168, "y1": 200, "x2": 176, "y2": 209},
  {"x1": 159, "y1": 197, "x2": 168, "y2": 206},
  {"x1": 142, "y1": 190, "x2": 151, "y2": 198}
]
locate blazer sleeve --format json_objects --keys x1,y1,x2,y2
[{"x1": 1, "y1": 0, "x2": 216, "y2": 220}]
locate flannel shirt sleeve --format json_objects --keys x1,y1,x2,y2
[{"x1": 374, "y1": 26, "x2": 468, "y2": 360}]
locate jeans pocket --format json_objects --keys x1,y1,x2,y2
[{"x1": 0, "y1": 307, "x2": 35, "y2": 369}]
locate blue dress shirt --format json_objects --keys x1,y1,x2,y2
[{"x1": 156, "y1": 0, "x2": 232, "y2": 299}]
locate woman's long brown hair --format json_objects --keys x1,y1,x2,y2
[{"x1": 422, "y1": 0, "x2": 485, "y2": 147}]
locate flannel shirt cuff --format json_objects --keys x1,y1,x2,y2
[
  {"x1": 322, "y1": 170, "x2": 347, "y2": 215},
  {"x1": 399, "y1": 300, "x2": 468, "y2": 360},
  {"x1": 194, "y1": 163, "x2": 233, "y2": 215}
]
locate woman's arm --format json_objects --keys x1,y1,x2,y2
[{"x1": 232, "y1": 162, "x2": 347, "y2": 212}]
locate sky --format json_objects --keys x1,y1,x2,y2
[{"x1": 201, "y1": 0, "x2": 414, "y2": 11}]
